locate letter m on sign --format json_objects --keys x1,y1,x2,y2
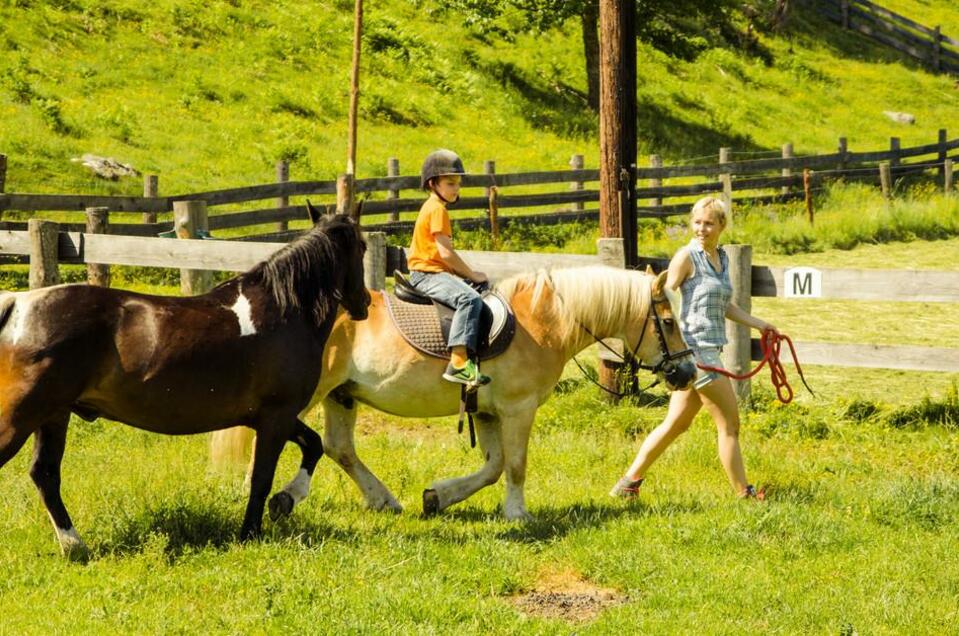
[{"x1": 783, "y1": 267, "x2": 822, "y2": 298}]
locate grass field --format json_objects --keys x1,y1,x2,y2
[{"x1": 1, "y1": 237, "x2": 957, "y2": 633}]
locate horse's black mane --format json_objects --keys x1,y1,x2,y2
[{"x1": 243, "y1": 214, "x2": 360, "y2": 329}]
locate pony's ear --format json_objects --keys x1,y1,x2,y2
[
  {"x1": 306, "y1": 199, "x2": 321, "y2": 225},
  {"x1": 645, "y1": 264, "x2": 654, "y2": 275},
  {"x1": 652, "y1": 270, "x2": 668, "y2": 297}
]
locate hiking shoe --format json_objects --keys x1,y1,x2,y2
[
  {"x1": 609, "y1": 476, "x2": 644, "y2": 499},
  {"x1": 443, "y1": 360, "x2": 491, "y2": 387}
]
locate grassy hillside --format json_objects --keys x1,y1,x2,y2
[{"x1": 0, "y1": 0, "x2": 957, "y2": 197}]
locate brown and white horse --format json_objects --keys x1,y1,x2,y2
[
  {"x1": 212, "y1": 266, "x2": 695, "y2": 521},
  {"x1": 0, "y1": 207, "x2": 369, "y2": 558}
]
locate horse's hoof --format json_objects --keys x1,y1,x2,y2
[
  {"x1": 61, "y1": 540, "x2": 90, "y2": 563},
  {"x1": 422, "y1": 489, "x2": 440, "y2": 517},
  {"x1": 269, "y1": 491, "x2": 295, "y2": 522}
]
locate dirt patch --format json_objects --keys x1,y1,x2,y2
[{"x1": 509, "y1": 568, "x2": 627, "y2": 623}]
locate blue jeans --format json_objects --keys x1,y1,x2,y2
[{"x1": 408, "y1": 270, "x2": 484, "y2": 355}]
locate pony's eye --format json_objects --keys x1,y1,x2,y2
[{"x1": 663, "y1": 319, "x2": 675, "y2": 328}]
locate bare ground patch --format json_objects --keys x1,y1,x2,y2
[{"x1": 509, "y1": 567, "x2": 627, "y2": 623}]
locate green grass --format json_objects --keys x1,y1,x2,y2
[
  {"x1": 0, "y1": 0, "x2": 957, "y2": 198},
  {"x1": 1, "y1": 370, "x2": 959, "y2": 633}
]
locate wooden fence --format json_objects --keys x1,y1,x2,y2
[
  {"x1": 1, "y1": 132, "x2": 957, "y2": 245},
  {"x1": 3, "y1": 226, "x2": 957, "y2": 386},
  {"x1": 807, "y1": 0, "x2": 959, "y2": 74}
]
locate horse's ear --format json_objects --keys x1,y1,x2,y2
[
  {"x1": 306, "y1": 199, "x2": 321, "y2": 225},
  {"x1": 652, "y1": 270, "x2": 668, "y2": 297},
  {"x1": 645, "y1": 264, "x2": 654, "y2": 275}
]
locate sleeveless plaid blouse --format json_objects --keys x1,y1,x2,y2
[{"x1": 679, "y1": 240, "x2": 733, "y2": 348}]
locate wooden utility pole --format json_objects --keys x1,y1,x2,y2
[
  {"x1": 338, "y1": 0, "x2": 363, "y2": 220},
  {"x1": 598, "y1": 0, "x2": 638, "y2": 399}
]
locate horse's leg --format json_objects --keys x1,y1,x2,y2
[
  {"x1": 268, "y1": 420, "x2": 324, "y2": 521},
  {"x1": 500, "y1": 406, "x2": 537, "y2": 521},
  {"x1": 322, "y1": 396, "x2": 402, "y2": 513},
  {"x1": 239, "y1": 416, "x2": 296, "y2": 541},
  {"x1": 423, "y1": 413, "x2": 504, "y2": 516},
  {"x1": 29, "y1": 412, "x2": 88, "y2": 561}
]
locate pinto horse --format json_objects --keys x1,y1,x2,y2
[
  {"x1": 0, "y1": 206, "x2": 369, "y2": 558},
  {"x1": 212, "y1": 266, "x2": 695, "y2": 521}
]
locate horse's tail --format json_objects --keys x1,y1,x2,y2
[{"x1": 210, "y1": 426, "x2": 255, "y2": 469}]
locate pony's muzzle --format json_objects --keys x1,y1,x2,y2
[
  {"x1": 345, "y1": 290, "x2": 372, "y2": 320},
  {"x1": 663, "y1": 358, "x2": 696, "y2": 390}
]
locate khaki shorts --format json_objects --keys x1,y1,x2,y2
[{"x1": 692, "y1": 346, "x2": 724, "y2": 390}]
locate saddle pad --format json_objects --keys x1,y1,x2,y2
[{"x1": 383, "y1": 290, "x2": 515, "y2": 361}]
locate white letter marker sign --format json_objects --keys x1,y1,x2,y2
[{"x1": 783, "y1": 267, "x2": 822, "y2": 298}]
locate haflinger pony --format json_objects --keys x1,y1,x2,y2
[
  {"x1": 0, "y1": 205, "x2": 370, "y2": 559},
  {"x1": 212, "y1": 265, "x2": 696, "y2": 521}
]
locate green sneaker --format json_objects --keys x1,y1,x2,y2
[{"x1": 443, "y1": 360, "x2": 491, "y2": 386}]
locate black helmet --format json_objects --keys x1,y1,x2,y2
[{"x1": 420, "y1": 149, "x2": 465, "y2": 190}]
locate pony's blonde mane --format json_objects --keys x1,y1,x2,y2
[{"x1": 496, "y1": 265, "x2": 652, "y2": 340}]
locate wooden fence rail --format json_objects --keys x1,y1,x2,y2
[
  {"x1": 1, "y1": 134, "x2": 957, "y2": 244},
  {"x1": 807, "y1": 0, "x2": 959, "y2": 74},
  {"x1": 2, "y1": 230, "x2": 957, "y2": 380}
]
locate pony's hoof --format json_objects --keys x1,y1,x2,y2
[
  {"x1": 269, "y1": 491, "x2": 295, "y2": 521},
  {"x1": 422, "y1": 489, "x2": 441, "y2": 517}
]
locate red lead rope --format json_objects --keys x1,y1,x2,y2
[{"x1": 695, "y1": 329, "x2": 815, "y2": 404}]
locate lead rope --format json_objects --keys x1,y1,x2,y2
[{"x1": 694, "y1": 329, "x2": 815, "y2": 404}]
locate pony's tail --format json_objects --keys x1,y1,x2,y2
[{"x1": 210, "y1": 427, "x2": 255, "y2": 469}]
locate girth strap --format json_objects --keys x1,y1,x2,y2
[{"x1": 457, "y1": 385, "x2": 478, "y2": 448}]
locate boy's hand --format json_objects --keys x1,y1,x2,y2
[{"x1": 471, "y1": 271, "x2": 488, "y2": 284}]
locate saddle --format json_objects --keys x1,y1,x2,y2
[{"x1": 385, "y1": 271, "x2": 516, "y2": 361}]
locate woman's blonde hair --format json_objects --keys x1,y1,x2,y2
[{"x1": 690, "y1": 196, "x2": 732, "y2": 232}]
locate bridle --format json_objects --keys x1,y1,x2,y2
[{"x1": 572, "y1": 293, "x2": 693, "y2": 396}]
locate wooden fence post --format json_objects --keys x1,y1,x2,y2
[
  {"x1": 723, "y1": 244, "x2": 752, "y2": 405},
  {"x1": 938, "y1": 129, "x2": 947, "y2": 181},
  {"x1": 719, "y1": 147, "x2": 732, "y2": 211},
  {"x1": 387, "y1": 157, "x2": 400, "y2": 222},
  {"x1": 275, "y1": 160, "x2": 289, "y2": 232},
  {"x1": 803, "y1": 168, "x2": 814, "y2": 224},
  {"x1": 85, "y1": 206, "x2": 110, "y2": 287},
  {"x1": 483, "y1": 160, "x2": 499, "y2": 240},
  {"x1": 0, "y1": 153, "x2": 8, "y2": 221},
  {"x1": 143, "y1": 175, "x2": 158, "y2": 225},
  {"x1": 597, "y1": 237, "x2": 626, "y2": 402},
  {"x1": 879, "y1": 162, "x2": 892, "y2": 200},
  {"x1": 336, "y1": 174, "x2": 356, "y2": 219},
  {"x1": 932, "y1": 25, "x2": 942, "y2": 71},
  {"x1": 945, "y1": 159, "x2": 954, "y2": 194},
  {"x1": 840, "y1": 0, "x2": 850, "y2": 29},
  {"x1": 173, "y1": 200, "x2": 213, "y2": 295},
  {"x1": 649, "y1": 154, "x2": 663, "y2": 210},
  {"x1": 838, "y1": 137, "x2": 848, "y2": 172},
  {"x1": 781, "y1": 143, "x2": 793, "y2": 196},
  {"x1": 890, "y1": 137, "x2": 901, "y2": 168},
  {"x1": 569, "y1": 154, "x2": 584, "y2": 212},
  {"x1": 29, "y1": 219, "x2": 60, "y2": 289},
  {"x1": 363, "y1": 231, "x2": 386, "y2": 291}
]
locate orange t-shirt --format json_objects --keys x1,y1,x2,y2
[{"x1": 407, "y1": 194, "x2": 453, "y2": 273}]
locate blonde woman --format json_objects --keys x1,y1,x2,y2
[{"x1": 610, "y1": 197, "x2": 777, "y2": 499}]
